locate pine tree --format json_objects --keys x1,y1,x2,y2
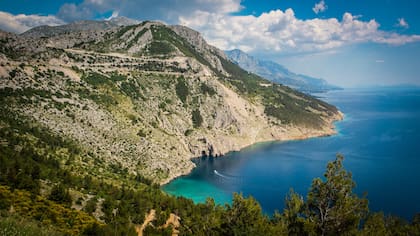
[
  {"x1": 222, "y1": 193, "x2": 269, "y2": 236},
  {"x1": 305, "y1": 154, "x2": 368, "y2": 235},
  {"x1": 283, "y1": 189, "x2": 306, "y2": 235}
]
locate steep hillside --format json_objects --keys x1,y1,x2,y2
[
  {"x1": 0, "y1": 21, "x2": 342, "y2": 185},
  {"x1": 226, "y1": 49, "x2": 341, "y2": 93}
]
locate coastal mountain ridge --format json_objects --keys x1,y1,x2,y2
[
  {"x1": 20, "y1": 16, "x2": 141, "y2": 38},
  {"x1": 225, "y1": 49, "x2": 341, "y2": 93},
  {"x1": 0, "y1": 19, "x2": 342, "y2": 185}
]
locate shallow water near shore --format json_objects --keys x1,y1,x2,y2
[{"x1": 163, "y1": 87, "x2": 420, "y2": 219}]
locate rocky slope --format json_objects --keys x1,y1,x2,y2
[
  {"x1": 225, "y1": 49, "x2": 341, "y2": 93},
  {"x1": 0, "y1": 20, "x2": 342, "y2": 184}
]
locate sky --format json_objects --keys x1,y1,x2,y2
[{"x1": 0, "y1": 0, "x2": 419, "y2": 87}]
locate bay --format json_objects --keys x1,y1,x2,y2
[{"x1": 163, "y1": 87, "x2": 420, "y2": 219}]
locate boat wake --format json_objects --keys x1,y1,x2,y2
[
  {"x1": 214, "y1": 170, "x2": 231, "y2": 179},
  {"x1": 213, "y1": 170, "x2": 243, "y2": 184}
]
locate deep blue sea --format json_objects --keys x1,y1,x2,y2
[{"x1": 163, "y1": 88, "x2": 420, "y2": 220}]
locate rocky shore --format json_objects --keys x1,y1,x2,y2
[{"x1": 161, "y1": 110, "x2": 343, "y2": 185}]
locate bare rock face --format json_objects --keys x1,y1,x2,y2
[
  {"x1": 170, "y1": 25, "x2": 228, "y2": 75},
  {"x1": 0, "y1": 20, "x2": 342, "y2": 184}
]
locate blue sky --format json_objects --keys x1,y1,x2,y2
[{"x1": 0, "y1": 0, "x2": 419, "y2": 87}]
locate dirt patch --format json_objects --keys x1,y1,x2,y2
[
  {"x1": 135, "y1": 210, "x2": 181, "y2": 236},
  {"x1": 135, "y1": 209, "x2": 156, "y2": 236},
  {"x1": 162, "y1": 213, "x2": 181, "y2": 236}
]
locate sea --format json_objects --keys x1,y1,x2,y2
[{"x1": 163, "y1": 87, "x2": 420, "y2": 220}]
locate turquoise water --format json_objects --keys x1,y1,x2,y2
[{"x1": 163, "y1": 88, "x2": 420, "y2": 219}]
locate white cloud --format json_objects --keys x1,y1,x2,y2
[
  {"x1": 375, "y1": 60, "x2": 385, "y2": 63},
  {"x1": 58, "y1": 0, "x2": 242, "y2": 23},
  {"x1": 106, "y1": 11, "x2": 119, "y2": 21},
  {"x1": 397, "y1": 18, "x2": 409, "y2": 29},
  {"x1": 179, "y1": 9, "x2": 420, "y2": 54},
  {"x1": 0, "y1": 11, "x2": 65, "y2": 34},
  {"x1": 2, "y1": 1, "x2": 419, "y2": 58},
  {"x1": 57, "y1": 3, "x2": 96, "y2": 22},
  {"x1": 313, "y1": 0, "x2": 327, "y2": 14}
]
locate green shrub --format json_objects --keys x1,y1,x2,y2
[
  {"x1": 137, "y1": 129, "x2": 147, "y2": 137},
  {"x1": 147, "y1": 41, "x2": 175, "y2": 55},
  {"x1": 159, "y1": 102, "x2": 166, "y2": 110},
  {"x1": 9, "y1": 69, "x2": 18, "y2": 78},
  {"x1": 48, "y1": 184, "x2": 72, "y2": 206},
  {"x1": 84, "y1": 198, "x2": 98, "y2": 214},
  {"x1": 89, "y1": 94, "x2": 118, "y2": 107},
  {"x1": 109, "y1": 72, "x2": 126, "y2": 82},
  {"x1": 120, "y1": 81, "x2": 143, "y2": 100},
  {"x1": 184, "y1": 129, "x2": 193, "y2": 136},
  {"x1": 200, "y1": 83, "x2": 216, "y2": 96},
  {"x1": 0, "y1": 214, "x2": 63, "y2": 236},
  {"x1": 175, "y1": 76, "x2": 189, "y2": 104},
  {"x1": 192, "y1": 109, "x2": 203, "y2": 128},
  {"x1": 0, "y1": 186, "x2": 99, "y2": 235},
  {"x1": 82, "y1": 72, "x2": 109, "y2": 86}
]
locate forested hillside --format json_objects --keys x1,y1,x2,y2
[{"x1": 1, "y1": 147, "x2": 419, "y2": 235}]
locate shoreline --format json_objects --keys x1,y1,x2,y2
[
  {"x1": 162, "y1": 88, "x2": 420, "y2": 220},
  {"x1": 160, "y1": 110, "x2": 344, "y2": 186}
]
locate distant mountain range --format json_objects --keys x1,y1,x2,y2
[
  {"x1": 225, "y1": 49, "x2": 341, "y2": 93},
  {"x1": 21, "y1": 16, "x2": 141, "y2": 38}
]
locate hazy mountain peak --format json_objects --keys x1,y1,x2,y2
[
  {"x1": 20, "y1": 19, "x2": 116, "y2": 38},
  {"x1": 21, "y1": 17, "x2": 140, "y2": 38},
  {"x1": 225, "y1": 49, "x2": 340, "y2": 93},
  {"x1": 107, "y1": 16, "x2": 141, "y2": 26}
]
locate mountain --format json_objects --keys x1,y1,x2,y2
[
  {"x1": 107, "y1": 16, "x2": 141, "y2": 26},
  {"x1": 0, "y1": 20, "x2": 341, "y2": 186},
  {"x1": 225, "y1": 49, "x2": 341, "y2": 93},
  {"x1": 20, "y1": 16, "x2": 140, "y2": 38},
  {"x1": 20, "y1": 20, "x2": 116, "y2": 38}
]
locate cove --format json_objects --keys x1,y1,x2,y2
[{"x1": 163, "y1": 87, "x2": 420, "y2": 219}]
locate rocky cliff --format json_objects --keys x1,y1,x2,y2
[{"x1": 0, "y1": 20, "x2": 342, "y2": 184}]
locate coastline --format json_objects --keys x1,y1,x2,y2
[
  {"x1": 162, "y1": 88, "x2": 420, "y2": 219},
  {"x1": 160, "y1": 110, "x2": 344, "y2": 185}
]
